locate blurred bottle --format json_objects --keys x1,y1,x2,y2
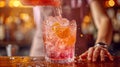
[
  {"x1": 0, "y1": 19, "x2": 5, "y2": 41},
  {"x1": 4, "y1": 16, "x2": 16, "y2": 41},
  {"x1": 6, "y1": 44, "x2": 19, "y2": 56},
  {"x1": 14, "y1": 17, "x2": 24, "y2": 42},
  {"x1": 4, "y1": 25, "x2": 11, "y2": 41}
]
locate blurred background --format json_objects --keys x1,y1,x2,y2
[{"x1": 0, "y1": 0, "x2": 120, "y2": 56}]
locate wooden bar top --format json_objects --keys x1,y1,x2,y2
[{"x1": 0, "y1": 56, "x2": 120, "y2": 67}]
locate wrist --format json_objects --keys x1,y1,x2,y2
[{"x1": 94, "y1": 42, "x2": 108, "y2": 48}]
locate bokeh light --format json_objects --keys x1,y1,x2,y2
[
  {"x1": 105, "y1": 0, "x2": 115, "y2": 7},
  {"x1": 0, "y1": 1, "x2": 6, "y2": 7}
]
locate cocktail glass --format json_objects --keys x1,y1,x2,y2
[{"x1": 42, "y1": 16, "x2": 77, "y2": 63}]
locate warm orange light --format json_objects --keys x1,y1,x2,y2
[
  {"x1": 0, "y1": 1, "x2": 6, "y2": 7},
  {"x1": 80, "y1": 34, "x2": 84, "y2": 38},
  {"x1": 105, "y1": 0, "x2": 115, "y2": 7},
  {"x1": 9, "y1": 0, "x2": 14, "y2": 7},
  {"x1": 8, "y1": 0, "x2": 30, "y2": 7},
  {"x1": 13, "y1": 0, "x2": 21, "y2": 7},
  {"x1": 83, "y1": 15, "x2": 91, "y2": 23},
  {"x1": 20, "y1": 13, "x2": 30, "y2": 21},
  {"x1": 108, "y1": 0, "x2": 115, "y2": 7}
]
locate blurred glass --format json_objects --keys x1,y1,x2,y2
[
  {"x1": 43, "y1": 16, "x2": 77, "y2": 63},
  {"x1": 6, "y1": 44, "x2": 19, "y2": 56}
]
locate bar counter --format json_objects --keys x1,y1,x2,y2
[{"x1": 0, "y1": 56, "x2": 120, "y2": 67}]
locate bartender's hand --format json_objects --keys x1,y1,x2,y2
[{"x1": 79, "y1": 46, "x2": 114, "y2": 62}]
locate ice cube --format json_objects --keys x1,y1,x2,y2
[{"x1": 61, "y1": 18, "x2": 69, "y2": 26}]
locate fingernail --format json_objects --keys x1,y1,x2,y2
[
  {"x1": 88, "y1": 58, "x2": 91, "y2": 61},
  {"x1": 101, "y1": 59, "x2": 104, "y2": 62},
  {"x1": 111, "y1": 58, "x2": 114, "y2": 61},
  {"x1": 93, "y1": 59, "x2": 96, "y2": 62}
]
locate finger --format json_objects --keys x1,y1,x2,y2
[
  {"x1": 104, "y1": 49, "x2": 114, "y2": 61},
  {"x1": 79, "y1": 51, "x2": 88, "y2": 61},
  {"x1": 88, "y1": 47, "x2": 94, "y2": 61},
  {"x1": 79, "y1": 51, "x2": 88, "y2": 58},
  {"x1": 100, "y1": 49, "x2": 105, "y2": 61},
  {"x1": 92, "y1": 47, "x2": 100, "y2": 62}
]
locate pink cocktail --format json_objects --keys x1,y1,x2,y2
[{"x1": 42, "y1": 16, "x2": 77, "y2": 63}]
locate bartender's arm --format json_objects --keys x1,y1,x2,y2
[{"x1": 79, "y1": 0, "x2": 113, "y2": 62}]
